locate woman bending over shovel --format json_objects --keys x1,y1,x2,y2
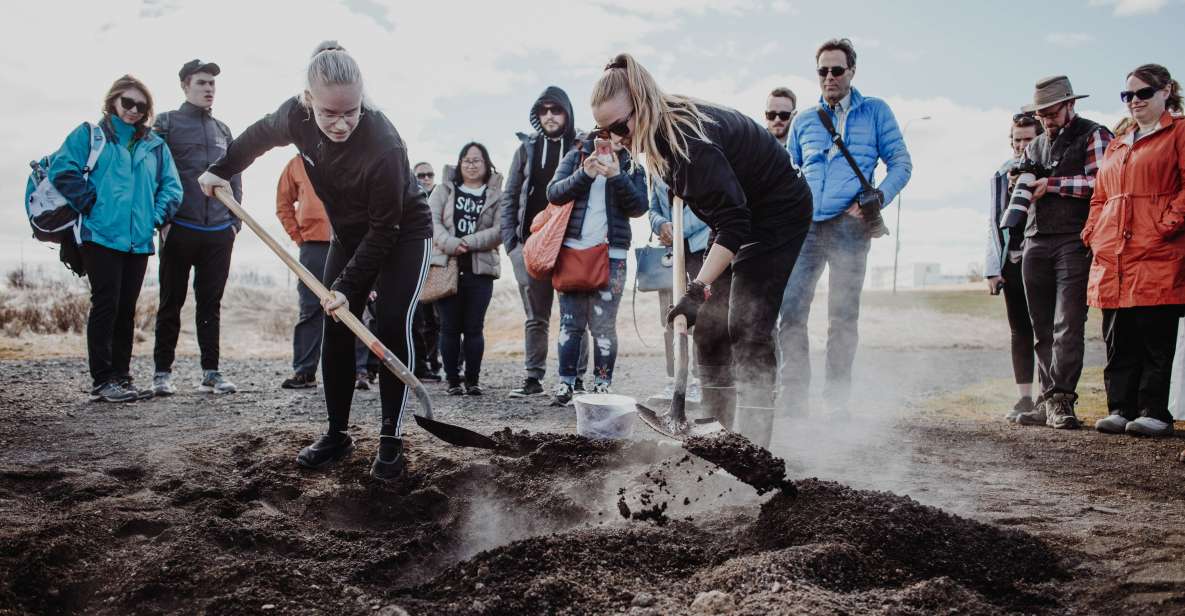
[
  {"x1": 198, "y1": 41, "x2": 433, "y2": 481},
  {"x1": 590, "y1": 54, "x2": 814, "y2": 448}
]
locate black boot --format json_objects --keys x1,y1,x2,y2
[
  {"x1": 698, "y1": 364, "x2": 736, "y2": 431},
  {"x1": 371, "y1": 436, "x2": 405, "y2": 481},
  {"x1": 296, "y1": 431, "x2": 355, "y2": 469}
]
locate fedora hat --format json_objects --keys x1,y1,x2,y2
[{"x1": 1021, "y1": 75, "x2": 1089, "y2": 112}]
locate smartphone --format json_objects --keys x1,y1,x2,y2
[{"x1": 594, "y1": 138, "x2": 613, "y2": 163}]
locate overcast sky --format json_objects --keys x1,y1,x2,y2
[{"x1": 3, "y1": 0, "x2": 1182, "y2": 285}]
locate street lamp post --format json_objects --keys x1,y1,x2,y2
[{"x1": 891, "y1": 115, "x2": 931, "y2": 294}]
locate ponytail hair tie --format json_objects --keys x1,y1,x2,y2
[{"x1": 605, "y1": 58, "x2": 627, "y2": 71}]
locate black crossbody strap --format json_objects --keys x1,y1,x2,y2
[{"x1": 816, "y1": 107, "x2": 875, "y2": 191}]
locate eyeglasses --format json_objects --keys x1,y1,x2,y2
[
  {"x1": 765, "y1": 111, "x2": 794, "y2": 121},
  {"x1": 460, "y1": 158, "x2": 484, "y2": 167},
  {"x1": 1012, "y1": 112, "x2": 1035, "y2": 122},
  {"x1": 597, "y1": 110, "x2": 633, "y2": 138},
  {"x1": 313, "y1": 107, "x2": 363, "y2": 124},
  {"x1": 1120, "y1": 86, "x2": 1159, "y2": 103},
  {"x1": 119, "y1": 96, "x2": 148, "y2": 115},
  {"x1": 537, "y1": 104, "x2": 565, "y2": 117},
  {"x1": 817, "y1": 66, "x2": 847, "y2": 78},
  {"x1": 1035, "y1": 103, "x2": 1066, "y2": 119},
  {"x1": 416, "y1": 172, "x2": 434, "y2": 179}
]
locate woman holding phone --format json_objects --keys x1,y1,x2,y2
[
  {"x1": 589, "y1": 53, "x2": 814, "y2": 447},
  {"x1": 198, "y1": 41, "x2": 432, "y2": 481},
  {"x1": 545, "y1": 135, "x2": 648, "y2": 405}
]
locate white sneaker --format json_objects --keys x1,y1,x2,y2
[
  {"x1": 1126, "y1": 416, "x2": 1174, "y2": 437},
  {"x1": 198, "y1": 370, "x2": 237, "y2": 394},
  {"x1": 1095, "y1": 413, "x2": 1131, "y2": 434},
  {"x1": 152, "y1": 372, "x2": 177, "y2": 396},
  {"x1": 552, "y1": 382, "x2": 575, "y2": 406},
  {"x1": 686, "y1": 379, "x2": 702, "y2": 403},
  {"x1": 591, "y1": 382, "x2": 611, "y2": 394}
]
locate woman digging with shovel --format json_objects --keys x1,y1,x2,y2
[
  {"x1": 591, "y1": 54, "x2": 814, "y2": 448},
  {"x1": 197, "y1": 41, "x2": 433, "y2": 481}
]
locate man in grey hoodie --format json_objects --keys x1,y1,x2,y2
[{"x1": 499, "y1": 86, "x2": 588, "y2": 398}]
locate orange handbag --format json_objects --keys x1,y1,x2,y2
[
  {"x1": 552, "y1": 243, "x2": 609, "y2": 292},
  {"x1": 523, "y1": 201, "x2": 573, "y2": 280}
]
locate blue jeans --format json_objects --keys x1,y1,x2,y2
[
  {"x1": 293, "y1": 241, "x2": 329, "y2": 376},
  {"x1": 777, "y1": 213, "x2": 871, "y2": 411},
  {"x1": 558, "y1": 258, "x2": 627, "y2": 386},
  {"x1": 436, "y1": 272, "x2": 495, "y2": 385}
]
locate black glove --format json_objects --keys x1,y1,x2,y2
[{"x1": 667, "y1": 280, "x2": 709, "y2": 328}]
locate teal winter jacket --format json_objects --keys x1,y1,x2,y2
[
  {"x1": 789, "y1": 88, "x2": 912, "y2": 221},
  {"x1": 49, "y1": 116, "x2": 182, "y2": 254}
]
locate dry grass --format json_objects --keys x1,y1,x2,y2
[{"x1": 920, "y1": 366, "x2": 1111, "y2": 424}]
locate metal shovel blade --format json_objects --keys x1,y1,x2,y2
[
  {"x1": 636, "y1": 401, "x2": 726, "y2": 441},
  {"x1": 413, "y1": 415, "x2": 498, "y2": 450}
]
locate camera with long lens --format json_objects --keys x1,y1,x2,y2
[
  {"x1": 999, "y1": 157, "x2": 1050, "y2": 230},
  {"x1": 857, "y1": 188, "x2": 889, "y2": 238}
]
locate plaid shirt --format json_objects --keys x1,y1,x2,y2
[{"x1": 1045, "y1": 127, "x2": 1112, "y2": 199}]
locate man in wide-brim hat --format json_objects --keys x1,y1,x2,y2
[{"x1": 1010, "y1": 75, "x2": 1114, "y2": 431}]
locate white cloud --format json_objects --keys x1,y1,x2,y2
[
  {"x1": 1088, "y1": 0, "x2": 1169, "y2": 15},
  {"x1": 769, "y1": 0, "x2": 798, "y2": 15},
  {"x1": 1046, "y1": 32, "x2": 1095, "y2": 48}
]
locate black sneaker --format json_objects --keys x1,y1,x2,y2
[
  {"x1": 117, "y1": 376, "x2": 155, "y2": 401},
  {"x1": 509, "y1": 377, "x2": 544, "y2": 398},
  {"x1": 355, "y1": 372, "x2": 371, "y2": 391},
  {"x1": 296, "y1": 432, "x2": 355, "y2": 469},
  {"x1": 465, "y1": 383, "x2": 485, "y2": 396},
  {"x1": 90, "y1": 381, "x2": 140, "y2": 403},
  {"x1": 447, "y1": 382, "x2": 465, "y2": 396},
  {"x1": 370, "y1": 436, "x2": 405, "y2": 482},
  {"x1": 416, "y1": 369, "x2": 442, "y2": 383},
  {"x1": 574, "y1": 378, "x2": 586, "y2": 394},
  {"x1": 281, "y1": 372, "x2": 317, "y2": 389},
  {"x1": 1005, "y1": 396, "x2": 1035, "y2": 422}
]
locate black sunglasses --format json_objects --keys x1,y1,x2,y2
[
  {"x1": 416, "y1": 172, "x2": 434, "y2": 179},
  {"x1": 597, "y1": 110, "x2": 633, "y2": 138},
  {"x1": 1012, "y1": 112, "x2": 1035, "y2": 122},
  {"x1": 1120, "y1": 86, "x2": 1159, "y2": 103},
  {"x1": 537, "y1": 103, "x2": 565, "y2": 117},
  {"x1": 119, "y1": 96, "x2": 148, "y2": 115},
  {"x1": 817, "y1": 66, "x2": 847, "y2": 78},
  {"x1": 765, "y1": 110, "x2": 794, "y2": 121}
]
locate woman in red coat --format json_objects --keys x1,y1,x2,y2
[{"x1": 1083, "y1": 63, "x2": 1185, "y2": 437}]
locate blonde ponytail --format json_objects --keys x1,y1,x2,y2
[{"x1": 301, "y1": 40, "x2": 365, "y2": 108}]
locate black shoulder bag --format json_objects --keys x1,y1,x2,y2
[{"x1": 815, "y1": 108, "x2": 889, "y2": 238}]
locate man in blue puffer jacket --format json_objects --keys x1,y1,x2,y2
[{"x1": 778, "y1": 38, "x2": 913, "y2": 419}]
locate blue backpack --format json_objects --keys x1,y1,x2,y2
[{"x1": 25, "y1": 123, "x2": 105, "y2": 274}]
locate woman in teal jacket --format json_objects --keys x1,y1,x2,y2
[{"x1": 50, "y1": 74, "x2": 182, "y2": 402}]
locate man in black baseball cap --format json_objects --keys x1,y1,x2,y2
[{"x1": 150, "y1": 58, "x2": 242, "y2": 397}]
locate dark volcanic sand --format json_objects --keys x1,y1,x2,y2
[{"x1": 684, "y1": 431, "x2": 793, "y2": 495}]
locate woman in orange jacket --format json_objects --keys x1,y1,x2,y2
[{"x1": 1083, "y1": 63, "x2": 1185, "y2": 437}]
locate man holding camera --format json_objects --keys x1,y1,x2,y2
[
  {"x1": 778, "y1": 38, "x2": 913, "y2": 419},
  {"x1": 1011, "y1": 76, "x2": 1112, "y2": 430}
]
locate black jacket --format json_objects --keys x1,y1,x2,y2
[
  {"x1": 498, "y1": 86, "x2": 579, "y2": 251},
  {"x1": 547, "y1": 141, "x2": 648, "y2": 251},
  {"x1": 154, "y1": 102, "x2": 242, "y2": 229},
  {"x1": 208, "y1": 97, "x2": 432, "y2": 296},
  {"x1": 657, "y1": 103, "x2": 813, "y2": 259}
]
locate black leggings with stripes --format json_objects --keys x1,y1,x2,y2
[{"x1": 322, "y1": 238, "x2": 429, "y2": 437}]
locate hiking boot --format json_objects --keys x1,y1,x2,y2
[
  {"x1": 355, "y1": 372, "x2": 371, "y2": 391},
  {"x1": 296, "y1": 432, "x2": 355, "y2": 469},
  {"x1": 574, "y1": 378, "x2": 587, "y2": 394},
  {"x1": 371, "y1": 436, "x2": 405, "y2": 481},
  {"x1": 552, "y1": 382, "x2": 575, "y2": 407},
  {"x1": 1045, "y1": 393, "x2": 1080, "y2": 430},
  {"x1": 1014, "y1": 397, "x2": 1048, "y2": 426},
  {"x1": 90, "y1": 381, "x2": 139, "y2": 403},
  {"x1": 446, "y1": 382, "x2": 465, "y2": 396},
  {"x1": 152, "y1": 371, "x2": 177, "y2": 397},
  {"x1": 509, "y1": 377, "x2": 544, "y2": 398},
  {"x1": 465, "y1": 383, "x2": 485, "y2": 396},
  {"x1": 281, "y1": 372, "x2": 317, "y2": 390},
  {"x1": 198, "y1": 370, "x2": 237, "y2": 394},
  {"x1": 1095, "y1": 410, "x2": 1135, "y2": 434},
  {"x1": 1126, "y1": 412, "x2": 1175, "y2": 437},
  {"x1": 1005, "y1": 396, "x2": 1034, "y2": 422}
]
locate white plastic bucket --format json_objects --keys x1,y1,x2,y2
[{"x1": 574, "y1": 394, "x2": 637, "y2": 439}]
